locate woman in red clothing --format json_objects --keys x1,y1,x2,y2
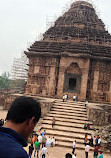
[
  {"x1": 87, "y1": 123, "x2": 90, "y2": 130},
  {"x1": 93, "y1": 146, "x2": 98, "y2": 158}
]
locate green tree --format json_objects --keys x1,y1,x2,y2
[
  {"x1": 0, "y1": 72, "x2": 10, "y2": 90},
  {"x1": 9, "y1": 79, "x2": 26, "y2": 91}
]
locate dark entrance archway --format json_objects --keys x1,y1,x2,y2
[{"x1": 69, "y1": 78, "x2": 77, "y2": 90}]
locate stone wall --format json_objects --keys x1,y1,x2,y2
[
  {"x1": 2, "y1": 94, "x2": 54, "y2": 118},
  {"x1": 87, "y1": 104, "x2": 110, "y2": 126},
  {"x1": 87, "y1": 60, "x2": 111, "y2": 103},
  {"x1": 25, "y1": 56, "x2": 60, "y2": 97},
  {"x1": 87, "y1": 103, "x2": 111, "y2": 151},
  {"x1": 0, "y1": 93, "x2": 15, "y2": 109},
  {"x1": 100, "y1": 125, "x2": 111, "y2": 151}
]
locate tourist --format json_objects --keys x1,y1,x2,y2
[
  {"x1": 96, "y1": 135, "x2": 100, "y2": 146},
  {"x1": 41, "y1": 146, "x2": 49, "y2": 158},
  {"x1": 63, "y1": 95, "x2": 65, "y2": 102},
  {"x1": 85, "y1": 143, "x2": 90, "y2": 158},
  {"x1": 34, "y1": 139, "x2": 40, "y2": 158},
  {"x1": 42, "y1": 130, "x2": 46, "y2": 136},
  {"x1": 46, "y1": 136, "x2": 51, "y2": 147},
  {"x1": 38, "y1": 133, "x2": 42, "y2": 148},
  {"x1": 31, "y1": 135, "x2": 35, "y2": 145},
  {"x1": 31, "y1": 133, "x2": 37, "y2": 144},
  {"x1": 85, "y1": 134, "x2": 88, "y2": 144},
  {"x1": 84, "y1": 122, "x2": 87, "y2": 130},
  {"x1": 0, "y1": 96, "x2": 41, "y2": 158},
  {"x1": 76, "y1": 95, "x2": 78, "y2": 102},
  {"x1": 87, "y1": 123, "x2": 90, "y2": 130},
  {"x1": 96, "y1": 136, "x2": 99, "y2": 146},
  {"x1": 66, "y1": 94, "x2": 68, "y2": 100},
  {"x1": 89, "y1": 136, "x2": 93, "y2": 147},
  {"x1": 72, "y1": 153, "x2": 76, "y2": 158},
  {"x1": 65, "y1": 153, "x2": 72, "y2": 158},
  {"x1": 98, "y1": 151, "x2": 103, "y2": 158},
  {"x1": 29, "y1": 143, "x2": 34, "y2": 158},
  {"x1": 6, "y1": 88, "x2": 10, "y2": 93},
  {"x1": 34, "y1": 133, "x2": 37, "y2": 142},
  {"x1": 85, "y1": 101, "x2": 88, "y2": 107},
  {"x1": 93, "y1": 136, "x2": 96, "y2": 146},
  {"x1": 0, "y1": 119, "x2": 4, "y2": 126},
  {"x1": 52, "y1": 117, "x2": 56, "y2": 128},
  {"x1": 98, "y1": 137, "x2": 101, "y2": 147},
  {"x1": 65, "y1": 94, "x2": 68, "y2": 101},
  {"x1": 72, "y1": 140, "x2": 76, "y2": 154},
  {"x1": 93, "y1": 146, "x2": 98, "y2": 158},
  {"x1": 51, "y1": 136, "x2": 56, "y2": 147},
  {"x1": 73, "y1": 95, "x2": 76, "y2": 101},
  {"x1": 42, "y1": 134, "x2": 47, "y2": 147}
]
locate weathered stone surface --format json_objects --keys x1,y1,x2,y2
[
  {"x1": 2, "y1": 94, "x2": 54, "y2": 118},
  {"x1": 87, "y1": 103, "x2": 111, "y2": 151},
  {"x1": 25, "y1": 1, "x2": 111, "y2": 103},
  {"x1": 87, "y1": 104, "x2": 110, "y2": 125}
]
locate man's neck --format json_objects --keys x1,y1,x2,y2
[{"x1": 3, "y1": 120, "x2": 26, "y2": 138}]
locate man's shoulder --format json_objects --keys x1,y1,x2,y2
[
  {"x1": 0, "y1": 141, "x2": 28, "y2": 158},
  {"x1": 0, "y1": 134, "x2": 28, "y2": 158},
  {"x1": 98, "y1": 154, "x2": 103, "y2": 158}
]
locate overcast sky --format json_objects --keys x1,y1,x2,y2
[{"x1": 0, "y1": 0, "x2": 111, "y2": 75}]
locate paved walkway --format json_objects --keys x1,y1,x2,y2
[{"x1": 24, "y1": 146, "x2": 111, "y2": 158}]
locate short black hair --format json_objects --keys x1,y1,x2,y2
[
  {"x1": 6, "y1": 96, "x2": 41, "y2": 123},
  {"x1": 65, "y1": 153, "x2": 72, "y2": 158},
  {"x1": 100, "y1": 151, "x2": 103, "y2": 154}
]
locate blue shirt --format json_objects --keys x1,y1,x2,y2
[
  {"x1": 42, "y1": 131, "x2": 46, "y2": 136},
  {"x1": 98, "y1": 154, "x2": 103, "y2": 158},
  {"x1": 0, "y1": 126, "x2": 28, "y2": 158}
]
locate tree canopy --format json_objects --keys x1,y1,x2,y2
[
  {"x1": 0, "y1": 72, "x2": 26, "y2": 92},
  {"x1": 0, "y1": 72, "x2": 10, "y2": 90}
]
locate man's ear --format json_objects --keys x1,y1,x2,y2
[{"x1": 29, "y1": 117, "x2": 37, "y2": 127}]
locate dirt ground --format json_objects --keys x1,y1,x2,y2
[{"x1": 0, "y1": 108, "x2": 111, "y2": 158}]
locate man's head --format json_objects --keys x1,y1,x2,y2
[
  {"x1": 5, "y1": 96, "x2": 41, "y2": 139},
  {"x1": 100, "y1": 151, "x2": 103, "y2": 154},
  {"x1": 65, "y1": 153, "x2": 72, "y2": 158}
]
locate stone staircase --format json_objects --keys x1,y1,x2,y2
[{"x1": 40, "y1": 99, "x2": 95, "y2": 151}]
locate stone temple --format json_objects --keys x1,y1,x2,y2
[{"x1": 25, "y1": 1, "x2": 111, "y2": 103}]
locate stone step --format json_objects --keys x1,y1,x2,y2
[
  {"x1": 52, "y1": 105, "x2": 86, "y2": 112},
  {"x1": 54, "y1": 102, "x2": 86, "y2": 107},
  {"x1": 57, "y1": 140, "x2": 94, "y2": 151},
  {"x1": 54, "y1": 100, "x2": 84, "y2": 105},
  {"x1": 42, "y1": 120, "x2": 94, "y2": 130},
  {"x1": 43, "y1": 116, "x2": 93, "y2": 125},
  {"x1": 54, "y1": 102, "x2": 86, "y2": 109},
  {"x1": 49, "y1": 110, "x2": 87, "y2": 118},
  {"x1": 53, "y1": 105, "x2": 86, "y2": 111},
  {"x1": 54, "y1": 101, "x2": 86, "y2": 106},
  {"x1": 56, "y1": 141, "x2": 110, "y2": 153},
  {"x1": 47, "y1": 113, "x2": 89, "y2": 121},
  {"x1": 52, "y1": 106, "x2": 87, "y2": 114},
  {"x1": 49, "y1": 135, "x2": 84, "y2": 144},
  {"x1": 41, "y1": 129, "x2": 91, "y2": 140},
  {"x1": 40, "y1": 98, "x2": 110, "y2": 154},
  {"x1": 42, "y1": 124, "x2": 94, "y2": 135}
]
